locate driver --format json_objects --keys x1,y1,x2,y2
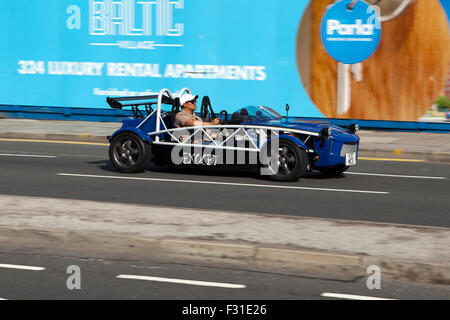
[{"x1": 175, "y1": 93, "x2": 220, "y2": 128}]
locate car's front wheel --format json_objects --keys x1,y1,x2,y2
[
  {"x1": 261, "y1": 139, "x2": 307, "y2": 182},
  {"x1": 109, "y1": 132, "x2": 151, "y2": 173}
]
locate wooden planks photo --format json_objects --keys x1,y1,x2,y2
[{"x1": 298, "y1": 0, "x2": 450, "y2": 120}]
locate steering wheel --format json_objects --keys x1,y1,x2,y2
[{"x1": 218, "y1": 110, "x2": 228, "y2": 125}]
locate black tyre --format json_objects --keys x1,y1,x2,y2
[
  {"x1": 261, "y1": 139, "x2": 308, "y2": 182},
  {"x1": 109, "y1": 132, "x2": 151, "y2": 173},
  {"x1": 318, "y1": 164, "x2": 349, "y2": 175}
]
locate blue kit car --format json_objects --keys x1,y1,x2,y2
[{"x1": 107, "y1": 88, "x2": 360, "y2": 182}]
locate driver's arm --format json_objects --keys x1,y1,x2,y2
[
  {"x1": 208, "y1": 118, "x2": 221, "y2": 125},
  {"x1": 184, "y1": 117, "x2": 220, "y2": 127}
]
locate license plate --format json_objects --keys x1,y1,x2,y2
[{"x1": 346, "y1": 152, "x2": 357, "y2": 166}]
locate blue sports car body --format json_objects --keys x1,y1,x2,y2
[{"x1": 107, "y1": 88, "x2": 360, "y2": 181}]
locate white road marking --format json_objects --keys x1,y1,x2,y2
[
  {"x1": 346, "y1": 172, "x2": 446, "y2": 180},
  {"x1": 58, "y1": 173, "x2": 389, "y2": 195},
  {"x1": 0, "y1": 153, "x2": 57, "y2": 158},
  {"x1": 0, "y1": 263, "x2": 46, "y2": 271},
  {"x1": 321, "y1": 293, "x2": 395, "y2": 300},
  {"x1": 116, "y1": 274, "x2": 246, "y2": 288}
]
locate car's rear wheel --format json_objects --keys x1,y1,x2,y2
[
  {"x1": 318, "y1": 164, "x2": 349, "y2": 175},
  {"x1": 261, "y1": 139, "x2": 307, "y2": 182},
  {"x1": 109, "y1": 132, "x2": 151, "y2": 173}
]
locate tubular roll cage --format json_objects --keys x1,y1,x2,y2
[{"x1": 107, "y1": 88, "x2": 320, "y2": 153}]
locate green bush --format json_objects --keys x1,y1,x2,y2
[{"x1": 436, "y1": 96, "x2": 450, "y2": 108}]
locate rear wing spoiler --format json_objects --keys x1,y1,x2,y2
[
  {"x1": 106, "y1": 94, "x2": 173, "y2": 109},
  {"x1": 106, "y1": 93, "x2": 174, "y2": 118},
  {"x1": 106, "y1": 88, "x2": 190, "y2": 121}
]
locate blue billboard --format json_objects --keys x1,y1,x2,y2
[
  {"x1": 0, "y1": 0, "x2": 449, "y2": 120},
  {"x1": 0, "y1": 0, "x2": 319, "y2": 116}
]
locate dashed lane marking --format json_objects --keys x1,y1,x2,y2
[
  {"x1": 321, "y1": 293, "x2": 396, "y2": 300},
  {"x1": 116, "y1": 274, "x2": 246, "y2": 288},
  {"x1": 0, "y1": 153, "x2": 57, "y2": 158},
  {"x1": 0, "y1": 263, "x2": 46, "y2": 271},
  {"x1": 58, "y1": 173, "x2": 390, "y2": 195}
]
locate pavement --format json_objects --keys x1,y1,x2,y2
[
  {"x1": 0, "y1": 194, "x2": 449, "y2": 284},
  {"x1": 0, "y1": 118, "x2": 449, "y2": 287}
]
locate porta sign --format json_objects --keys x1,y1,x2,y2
[{"x1": 320, "y1": 0, "x2": 381, "y2": 64}]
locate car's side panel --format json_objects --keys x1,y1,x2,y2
[
  {"x1": 110, "y1": 126, "x2": 153, "y2": 143},
  {"x1": 272, "y1": 135, "x2": 309, "y2": 151},
  {"x1": 110, "y1": 113, "x2": 161, "y2": 143}
]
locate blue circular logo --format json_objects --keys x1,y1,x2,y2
[{"x1": 320, "y1": 0, "x2": 381, "y2": 64}]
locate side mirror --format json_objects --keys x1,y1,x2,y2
[
  {"x1": 286, "y1": 104, "x2": 290, "y2": 121},
  {"x1": 320, "y1": 127, "x2": 332, "y2": 140},
  {"x1": 349, "y1": 123, "x2": 359, "y2": 133}
]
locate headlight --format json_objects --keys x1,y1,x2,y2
[{"x1": 349, "y1": 123, "x2": 359, "y2": 133}]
